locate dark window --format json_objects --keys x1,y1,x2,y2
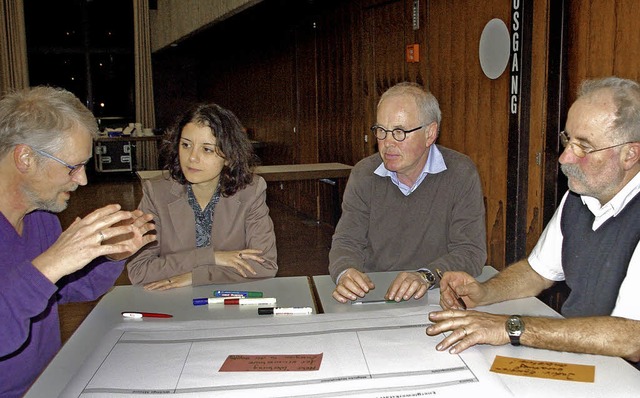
[{"x1": 24, "y1": 0, "x2": 134, "y2": 121}]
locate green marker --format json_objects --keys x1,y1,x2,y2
[{"x1": 213, "y1": 290, "x2": 263, "y2": 298}]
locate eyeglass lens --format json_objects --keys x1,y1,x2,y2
[{"x1": 374, "y1": 127, "x2": 408, "y2": 141}]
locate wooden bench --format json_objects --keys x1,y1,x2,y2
[
  {"x1": 137, "y1": 163, "x2": 353, "y2": 223},
  {"x1": 136, "y1": 163, "x2": 352, "y2": 181}
]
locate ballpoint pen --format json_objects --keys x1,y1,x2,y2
[
  {"x1": 351, "y1": 299, "x2": 399, "y2": 305},
  {"x1": 435, "y1": 269, "x2": 467, "y2": 310},
  {"x1": 121, "y1": 311, "x2": 173, "y2": 319}
]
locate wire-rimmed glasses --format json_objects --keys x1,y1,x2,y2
[
  {"x1": 559, "y1": 131, "x2": 636, "y2": 158},
  {"x1": 33, "y1": 148, "x2": 87, "y2": 176}
]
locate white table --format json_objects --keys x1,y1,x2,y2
[
  {"x1": 313, "y1": 268, "x2": 640, "y2": 397},
  {"x1": 25, "y1": 277, "x2": 315, "y2": 398},
  {"x1": 313, "y1": 266, "x2": 499, "y2": 313},
  {"x1": 27, "y1": 270, "x2": 640, "y2": 397}
]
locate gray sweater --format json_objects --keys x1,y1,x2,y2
[{"x1": 329, "y1": 146, "x2": 487, "y2": 282}]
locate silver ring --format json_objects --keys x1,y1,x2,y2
[
  {"x1": 98, "y1": 231, "x2": 105, "y2": 243},
  {"x1": 462, "y1": 327, "x2": 468, "y2": 337}
]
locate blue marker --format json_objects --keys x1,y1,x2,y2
[{"x1": 213, "y1": 290, "x2": 264, "y2": 298}]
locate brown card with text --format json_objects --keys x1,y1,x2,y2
[
  {"x1": 219, "y1": 354, "x2": 323, "y2": 372},
  {"x1": 490, "y1": 355, "x2": 594, "y2": 382}
]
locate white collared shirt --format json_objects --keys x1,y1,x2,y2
[
  {"x1": 374, "y1": 145, "x2": 447, "y2": 196},
  {"x1": 528, "y1": 171, "x2": 640, "y2": 319}
]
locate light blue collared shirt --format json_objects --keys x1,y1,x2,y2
[{"x1": 374, "y1": 145, "x2": 447, "y2": 196}]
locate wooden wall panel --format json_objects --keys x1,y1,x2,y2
[
  {"x1": 566, "y1": 0, "x2": 640, "y2": 103},
  {"x1": 316, "y1": 1, "x2": 363, "y2": 165},
  {"x1": 362, "y1": 0, "x2": 408, "y2": 156},
  {"x1": 427, "y1": 0, "x2": 511, "y2": 270},
  {"x1": 612, "y1": 1, "x2": 640, "y2": 79}
]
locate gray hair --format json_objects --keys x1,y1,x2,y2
[
  {"x1": 378, "y1": 82, "x2": 442, "y2": 131},
  {"x1": 578, "y1": 77, "x2": 640, "y2": 142},
  {"x1": 0, "y1": 86, "x2": 97, "y2": 158}
]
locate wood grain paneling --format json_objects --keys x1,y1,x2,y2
[
  {"x1": 316, "y1": 1, "x2": 364, "y2": 165},
  {"x1": 362, "y1": 0, "x2": 408, "y2": 156},
  {"x1": 427, "y1": 0, "x2": 511, "y2": 269},
  {"x1": 566, "y1": 0, "x2": 640, "y2": 103}
]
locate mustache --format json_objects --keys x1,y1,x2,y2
[{"x1": 561, "y1": 164, "x2": 584, "y2": 179}]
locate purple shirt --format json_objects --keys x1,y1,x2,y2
[{"x1": 0, "y1": 210, "x2": 124, "y2": 398}]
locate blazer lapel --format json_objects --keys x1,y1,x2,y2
[{"x1": 167, "y1": 182, "x2": 196, "y2": 248}]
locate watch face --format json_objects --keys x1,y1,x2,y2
[
  {"x1": 506, "y1": 316, "x2": 523, "y2": 336},
  {"x1": 424, "y1": 271, "x2": 435, "y2": 284},
  {"x1": 419, "y1": 270, "x2": 435, "y2": 284}
]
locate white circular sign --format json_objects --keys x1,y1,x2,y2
[{"x1": 479, "y1": 18, "x2": 510, "y2": 80}]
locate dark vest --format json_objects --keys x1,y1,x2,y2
[{"x1": 560, "y1": 191, "x2": 640, "y2": 317}]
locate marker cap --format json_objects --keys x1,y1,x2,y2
[
  {"x1": 258, "y1": 307, "x2": 275, "y2": 315},
  {"x1": 193, "y1": 298, "x2": 209, "y2": 306}
]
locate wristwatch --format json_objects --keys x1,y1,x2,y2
[
  {"x1": 505, "y1": 315, "x2": 525, "y2": 346},
  {"x1": 417, "y1": 269, "x2": 436, "y2": 290}
]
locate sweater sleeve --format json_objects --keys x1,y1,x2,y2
[
  {"x1": 328, "y1": 164, "x2": 369, "y2": 282},
  {"x1": 56, "y1": 257, "x2": 124, "y2": 304},
  {"x1": 0, "y1": 257, "x2": 58, "y2": 357},
  {"x1": 425, "y1": 160, "x2": 487, "y2": 278}
]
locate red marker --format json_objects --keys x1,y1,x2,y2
[{"x1": 121, "y1": 311, "x2": 173, "y2": 319}]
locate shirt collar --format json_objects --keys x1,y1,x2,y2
[
  {"x1": 581, "y1": 171, "x2": 640, "y2": 219},
  {"x1": 374, "y1": 145, "x2": 447, "y2": 195}
]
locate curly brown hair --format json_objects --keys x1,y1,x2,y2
[{"x1": 161, "y1": 103, "x2": 258, "y2": 196}]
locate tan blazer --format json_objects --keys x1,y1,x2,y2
[{"x1": 127, "y1": 174, "x2": 278, "y2": 285}]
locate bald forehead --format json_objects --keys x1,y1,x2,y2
[
  {"x1": 569, "y1": 89, "x2": 617, "y2": 125},
  {"x1": 567, "y1": 89, "x2": 617, "y2": 139}
]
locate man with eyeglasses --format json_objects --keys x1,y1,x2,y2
[
  {"x1": 427, "y1": 76, "x2": 640, "y2": 367},
  {"x1": 329, "y1": 82, "x2": 487, "y2": 303},
  {"x1": 0, "y1": 86, "x2": 156, "y2": 397}
]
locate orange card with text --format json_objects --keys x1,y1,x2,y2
[
  {"x1": 219, "y1": 354, "x2": 323, "y2": 372},
  {"x1": 490, "y1": 355, "x2": 594, "y2": 382}
]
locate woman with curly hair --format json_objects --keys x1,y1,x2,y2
[{"x1": 127, "y1": 104, "x2": 277, "y2": 289}]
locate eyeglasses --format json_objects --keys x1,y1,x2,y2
[
  {"x1": 371, "y1": 125, "x2": 424, "y2": 142},
  {"x1": 33, "y1": 148, "x2": 87, "y2": 176},
  {"x1": 559, "y1": 131, "x2": 636, "y2": 158}
]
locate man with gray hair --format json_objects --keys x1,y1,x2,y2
[
  {"x1": 0, "y1": 86, "x2": 156, "y2": 397},
  {"x1": 329, "y1": 82, "x2": 487, "y2": 303},
  {"x1": 428, "y1": 77, "x2": 640, "y2": 366}
]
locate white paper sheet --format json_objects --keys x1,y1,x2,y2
[{"x1": 60, "y1": 308, "x2": 513, "y2": 397}]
